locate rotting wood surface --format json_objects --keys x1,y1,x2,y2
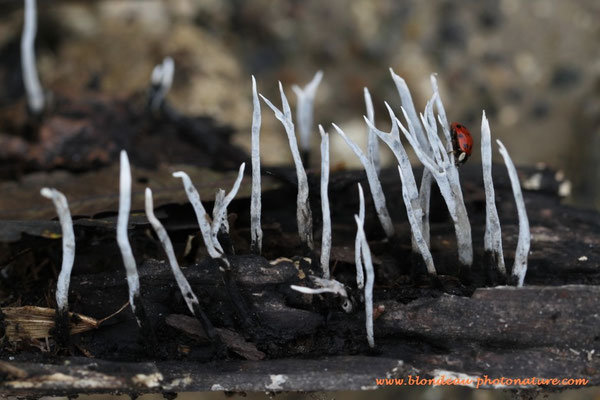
[{"x1": 0, "y1": 164, "x2": 599, "y2": 396}]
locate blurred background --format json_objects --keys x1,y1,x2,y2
[
  {"x1": 1, "y1": 0, "x2": 600, "y2": 208},
  {"x1": 0, "y1": 0, "x2": 599, "y2": 397},
  {"x1": 1, "y1": 0, "x2": 600, "y2": 209}
]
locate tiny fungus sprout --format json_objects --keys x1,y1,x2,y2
[
  {"x1": 116, "y1": 151, "x2": 143, "y2": 324},
  {"x1": 291, "y1": 276, "x2": 352, "y2": 313},
  {"x1": 292, "y1": 71, "x2": 323, "y2": 164},
  {"x1": 250, "y1": 76, "x2": 263, "y2": 255},
  {"x1": 260, "y1": 83, "x2": 313, "y2": 250},
  {"x1": 497, "y1": 140, "x2": 531, "y2": 287},
  {"x1": 481, "y1": 112, "x2": 506, "y2": 278},
  {"x1": 364, "y1": 87, "x2": 381, "y2": 174},
  {"x1": 354, "y1": 211, "x2": 375, "y2": 348},
  {"x1": 332, "y1": 123, "x2": 395, "y2": 240},
  {"x1": 150, "y1": 56, "x2": 174, "y2": 112},
  {"x1": 172, "y1": 171, "x2": 229, "y2": 268},
  {"x1": 355, "y1": 183, "x2": 366, "y2": 289},
  {"x1": 319, "y1": 125, "x2": 331, "y2": 279},
  {"x1": 40, "y1": 187, "x2": 74, "y2": 317},
  {"x1": 21, "y1": 0, "x2": 44, "y2": 114}
]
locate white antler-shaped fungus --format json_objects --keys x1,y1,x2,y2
[
  {"x1": 292, "y1": 71, "x2": 323, "y2": 162},
  {"x1": 260, "y1": 83, "x2": 313, "y2": 250},
  {"x1": 398, "y1": 93, "x2": 473, "y2": 268},
  {"x1": 40, "y1": 188, "x2": 74, "y2": 316},
  {"x1": 389, "y1": 69, "x2": 433, "y2": 245},
  {"x1": 481, "y1": 112, "x2": 506, "y2": 278},
  {"x1": 172, "y1": 171, "x2": 229, "y2": 268},
  {"x1": 250, "y1": 76, "x2": 263, "y2": 254},
  {"x1": 21, "y1": 0, "x2": 44, "y2": 114},
  {"x1": 365, "y1": 103, "x2": 434, "y2": 273},
  {"x1": 332, "y1": 123, "x2": 395, "y2": 240},
  {"x1": 319, "y1": 125, "x2": 331, "y2": 279},
  {"x1": 497, "y1": 140, "x2": 531, "y2": 287},
  {"x1": 211, "y1": 163, "x2": 245, "y2": 248}
]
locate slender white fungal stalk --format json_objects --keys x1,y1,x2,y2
[
  {"x1": 212, "y1": 189, "x2": 229, "y2": 240},
  {"x1": 398, "y1": 94, "x2": 473, "y2": 267},
  {"x1": 292, "y1": 71, "x2": 323, "y2": 157},
  {"x1": 21, "y1": 0, "x2": 44, "y2": 114},
  {"x1": 145, "y1": 188, "x2": 200, "y2": 316},
  {"x1": 397, "y1": 166, "x2": 436, "y2": 275},
  {"x1": 332, "y1": 123, "x2": 395, "y2": 239},
  {"x1": 364, "y1": 87, "x2": 381, "y2": 174},
  {"x1": 172, "y1": 171, "x2": 228, "y2": 267},
  {"x1": 355, "y1": 183, "x2": 365, "y2": 289},
  {"x1": 319, "y1": 125, "x2": 331, "y2": 279},
  {"x1": 116, "y1": 150, "x2": 142, "y2": 317},
  {"x1": 260, "y1": 83, "x2": 313, "y2": 250},
  {"x1": 290, "y1": 276, "x2": 352, "y2": 313},
  {"x1": 497, "y1": 140, "x2": 530, "y2": 287},
  {"x1": 354, "y1": 214, "x2": 375, "y2": 348},
  {"x1": 211, "y1": 163, "x2": 245, "y2": 248},
  {"x1": 481, "y1": 112, "x2": 506, "y2": 277},
  {"x1": 250, "y1": 76, "x2": 263, "y2": 254},
  {"x1": 389, "y1": 68, "x2": 432, "y2": 245},
  {"x1": 150, "y1": 56, "x2": 174, "y2": 112},
  {"x1": 430, "y1": 74, "x2": 468, "y2": 210},
  {"x1": 40, "y1": 188, "x2": 74, "y2": 314},
  {"x1": 364, "y1": 103, "x2": 434, "y2": 271}
]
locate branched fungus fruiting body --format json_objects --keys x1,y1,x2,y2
[
  {"x1": 364, "y1": 87, "x2": 381, "y2": 174},
  {"x1": 150, "y1": 56, "x2": 174, "y2": 112},
  {"x1": 389, "y1": 69, "x2": 432, "y2": 246},
  {"x1": 354, "y1": 213, "x2": 375, "y2": 349},
  {"x1": 172, "y1": 171, "x2": 229, "y2": 268},
  {"x1": 250, "y1": 76, "x2": 263, "y2": 254},
  {"x1": 319, "y1": 125, "x2": 332, "y2": 279},
  {"x1": 332, "y1": 123, "x2": 395, "y2": 240},
  {"x1": 364, "y1": 104, "x2": 433, "y2": 272},
  {"x1": 292, "y1": 71, "x2": 323, "y2": 162},
  {"x1": 497, "y1": 140, "x2": 531, "y2": 287},
  {"x1": 355, "y1": 183, "x2": 366, "y2": 289},
  {"x1": 116, "y1": 151, "x2": 142, "y2": 319},
  {"x1": 40, "y1": 188, "x2": 74, "y2": 315},
  {"x1": 211, "y1": 163, "x2": 245, "y2": 249},
  {"x1": 481, "y1": 112, "x2": 506, "y2": 278},
  {"x1": 398, "y1": 93, "x2": 473, "y2": 269},
  {"x1": 260, "y1": 83, "x2": 313, "y2": 250},
  {"x1": 21, "y1": 0, "x2": 44, "y2": 114}
]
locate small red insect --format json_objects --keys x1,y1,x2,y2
[{"x1": 450, "y1": 122, "x2": 473, "y2": 166}]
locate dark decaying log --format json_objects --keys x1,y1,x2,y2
[{"x1": 0, "y1": 164, "x2": 599, "y2": 396}]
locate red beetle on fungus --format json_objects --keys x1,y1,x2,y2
[{"x1": 450, "y1": 122, "x2": 474, "y2": 166}]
